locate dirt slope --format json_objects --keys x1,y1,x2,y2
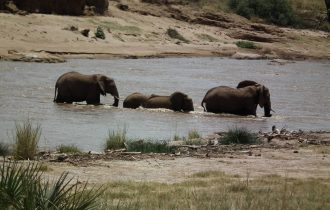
[{"x1": 0, "y1": 0, "x2": 329, "y2": 62}]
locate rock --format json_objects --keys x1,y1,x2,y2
[
  {"x1": 6, "y1": 50, "x2": 65, "y2": 63},
  {"x1": 117, "y1": 3, "x2": 129, "y2": 11},
  {"x1": 81, "y1": 29, "x2": 90, "y2": 37},
  {"x1": 293, "y1": 150, "x2": 299, "y2": 153},
  {"x1": 228, "y1": 30, "x2": 281, "y2": 43}
]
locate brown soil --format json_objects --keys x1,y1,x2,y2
[
  {"x1": 40, "y1": 131, "x2": 330, "y2": 184},
  {"x1": 0, "y1": 1, "x2": 329, "y2": 62}
]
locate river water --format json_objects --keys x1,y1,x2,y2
[{"x1": 0, "y1": 58, "x2": 329, "y2": 151}]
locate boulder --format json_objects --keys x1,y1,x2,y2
[{"x1": 86, "y1": 0, "x2": 108, "y2": 14}]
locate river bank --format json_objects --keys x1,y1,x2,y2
[{"x1": 0, "y1": 1, "x2": 329, "y2": 63}]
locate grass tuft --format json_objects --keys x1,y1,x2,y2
[
  {"x1": 95, "y1": 26, "x2": 106, "y2": 39},
  {"x1": 167, "y1": 28, "x2": 190, "y2": 43},
  {"x1": 126, "y1": 140, "x2": 175, "y2": 153},
  {"x1": 221, "y1": 127, "x2": 260, "y2": 145},
  {"x1": 105, "y1": 129, "x2": 127, "y2": 150},
  {"x1": 57, "y1": 144, "x2": 81, "y2": 154},
  {"x1": 236, "y1": 40, "x2": 258, "y2": 49},
  {"x1": 13, "y1": 119, "x2": 41, "y2": 160},
  {"x1": 188, "y1": 130, "x2": 201, "y2": 139}
]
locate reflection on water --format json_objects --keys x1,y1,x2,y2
[{"x1": 0, "y1": 58, "x2": 329, "y2": 151}]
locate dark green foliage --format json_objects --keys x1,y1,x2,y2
[
  {"x1": 57, "y1": 144, "x2": 81, "y2": 154},
  {"x1": 236, "y1": 40, "x2": 258, "y2": 49},
  {"x1": 0, "y1": 161, "x2": 103, "y2": 210},
  {"x1": 105, "y1": 130, "x2": 127, "y2": 150},
  {"x1": 0, "y1": 142, "x2": 10, "y2": 158},
  {"x1": 229, "y1": 0, "x2": 296, "y2": 26},
  {"x1": 95, "y1": 26, "x2": 106, "y2": 39},
  {"x1": 221, "y1": 127, "x2": 260, "y2": 144},
  {"x1": 126, "y1": 140, "x2": 175, "y2": 153},
  {"x1": 167, "y1": 28, "x2": 190, "y2": 43}
]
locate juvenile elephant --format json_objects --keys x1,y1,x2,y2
[
  {"x1": 201, "y1": 84, "x2": 272, "y2": 117},
  {"x1": 123, "y1": 92, "x2": 149, "y2": 109},
  {"x1": 143, "y1": 92, "x2": 194, "y2": 112},
  {"x1": 54, "y1": 71, "x2": 119, "y2": 106}
]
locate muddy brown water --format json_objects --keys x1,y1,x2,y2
[{"x1": 0, "y1": 58, "x2": 329, "y2": 151}]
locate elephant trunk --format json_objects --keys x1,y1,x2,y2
[
  {"x1": 111, "y1": 87, "x2": 119, "y2": 107},
  {"x1": 263, "y1": 102, "x2": 272, "y2": 117}
]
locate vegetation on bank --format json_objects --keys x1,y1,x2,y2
[
  {"x1": 221, "y1": 126, "x2": 260, "y2": 144},
  {"x1": 57, "y1": 144, "x2": 82, "y2": 154},
  {"x1": 0, "y1": 161, "x2": 103, "y2": 210},
  {"x1": 191, "y1": 0, "x2": 329, "y2": 30}
]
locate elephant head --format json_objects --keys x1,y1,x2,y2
[
  {"x1": 170, "y1": 92, "x2": 194, "y2": 112},
  {"x1": 97, "y1": 75, "x2": 119, "y2": 107},
  {"x1": 256, "y1": 85, "x2": 272, "y2": 117},
  {"x1": 237, "y1": 80, "x2": 259, "y2": 88}
]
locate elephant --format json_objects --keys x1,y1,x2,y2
[
  {"x1": 54, "y1": 71, "x2": 119, "y2": 106},
  {"x1": 138, "y1": 92, "x2": 194, "y2": 112},
  {"x1": 123, "y1": 92, "x2": 149, "y2": 109},
  {"x1": 201, "y1": 84, "x2": 272, "y2": 117}
]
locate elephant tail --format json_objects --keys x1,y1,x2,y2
[
  {"x1": 201, "y1": 100, "x2": 206, "y2": 112},
  {"x1": 53, "y1": 84, "x2": 58, "y2": 102}
]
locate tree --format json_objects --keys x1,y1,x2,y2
[{"x1": 326, "y1": 0, "x2": 330, "y2": 21}]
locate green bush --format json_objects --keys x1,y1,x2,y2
[
  {"x1": 105, "y1": 129, "x2": 127, "y2": 150},
  {"x1": 0, "y1": 161, "x2": 103, "y2": 210},
  {"x1": 126, "y1": 140, "x2": 175, "y2": 153},
  {"x1": 221, "y1": 127, "x2": 260, "y2": 144},
  {"x1": 236, "y1": 40, "x2": 258, "y2": 49},
  {"x1": 167, "y1": 28, "x2": 190, "y2": 43},
  {"x1": 229, "y1": 0, "x2": 296, "y2": 26},
  {"x1": 57, "y1": 144, "x2": 81, "y2": 154},
  {"x1": 13, "y1": 119, "x2": 41, "y2": 160},
  {"x1": 95, "y1": 26, "x2": 106, "y2": 39}
]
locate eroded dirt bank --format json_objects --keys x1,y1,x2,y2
[
  {"x1": 36, "y1": 131, "x2": 330, "y2": 184},
  {"x1": 0, "y1": 0, "x2": 329, "y2": 62}
]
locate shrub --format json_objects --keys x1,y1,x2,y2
[
  {"x1": 13, "y1": 119, "x2": 41, "y2": 160},
  {"x1": 188, "y1": 130, "x2": 201, "y2": 139},
  {"x1": 221, "y1": 127, "x2": 260, "y2": 144},
  {"x1": 229, "y1": 0, "x2": 296, "y2": 26},
  {"x1": 0, "y1": 161, "x2": 103, "y2": 210},
  {"x1": 126, "y1": 140, "x2": 175, "y2": 153},
  {"x1": 95, "y1": 26, "x2": 106, "y2": 39},
  {"x1": 57, "y1": 144, "x2": 81, "y2": 154},
  {"x1": 105, "y1": 129, "x2": 127, "y2": 150},
  {"x1": 167, "y1": 28, "x2": 190, "y2": 43},
  {"x1": 236, "y1": 40, "x2": 258, "y2": 49},
  {"x1": 0, "y1": 142, "x2": 10, "y2": 158}
]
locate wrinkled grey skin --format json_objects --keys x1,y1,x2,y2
[
  {"x1": 123, "y1": 92, "x2": 149, "y2": 109},
  {"x1": 54, "y1": 71, "x2": 119, "y2": 106},
  {"x1": 143, "y1": 92, "x2": 194, "y2": 112},
  {"x1": 201, "y1": 84, "x2": 272, "y2": 117}
]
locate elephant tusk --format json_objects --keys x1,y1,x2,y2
[{"x1": 114, "y1": 96, "x2": 120, "y2": 100}]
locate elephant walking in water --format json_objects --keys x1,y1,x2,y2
[
  {"x1": 54, "y1": 71, "x2": 119, "y2": 106},
  {"x1": 201, "y1": 82, "x2": 272, "y2": 117},
  {"x1": 124, "y1": 92, "x2": 194, "y2": 112}
]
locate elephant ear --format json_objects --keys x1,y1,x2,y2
[
  {"x1": 170, "y1": 92, "x2": 184, "y2": 111},
  {"x1": 97, "y1": 77, "x2": 106, "y2": 96},
  {"x1": 258, "y1": 85, "x2": 266, "y2": 108}
]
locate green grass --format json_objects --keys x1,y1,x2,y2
[
  {"x1": 236, "y1": 40, "x2": 258, "y2": 49},
  {"x1": 105, "y1": 129, "x2": 127, "y2": 151},
  {"x1": 95, "y1": 26, "x2": 106, "y2": 39},
  {"x1": 57, "y1": 144, "x2": 81, "y2": 154},
  {"x1": 13, "y1": 119, "x2": 41, "y2": 160},
  {"x1": 99, "y1": 171, "x2": 330, "y2": 209},
  {"x1": 126, "y1": 140, "x2": 175, "y2": 153},
  {"x1": 196, "y1": 33, "x2": 219, "y2": 42},
  {"x1": 166, "y1": 28, "x2": 190, "y2": 43},
  {"x1": 88, "y1": 19, "x2": 141, "y2": 35},
  {"x1": 188, "y1": 130, "x2": 202, "y2": 139},
  {"x1": 0, "y1": 161, "x2": 103, "y2": 210},
  {"x1": 221, "y1": 127, "x2": 260, "y2": 144}
]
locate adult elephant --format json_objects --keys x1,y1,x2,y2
[
  {"x1": 54, "y1": 71, "x2": 119, "y2": 106},
  {"x1": 143, "y1": 92, "x2": 194, "y2": 112},
  {"x1": 123, "y1": 92, "x2": 149, "y2": 109},
  {"x1": 201, "y1": 84, "x2": 272, "y2": 117}
]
